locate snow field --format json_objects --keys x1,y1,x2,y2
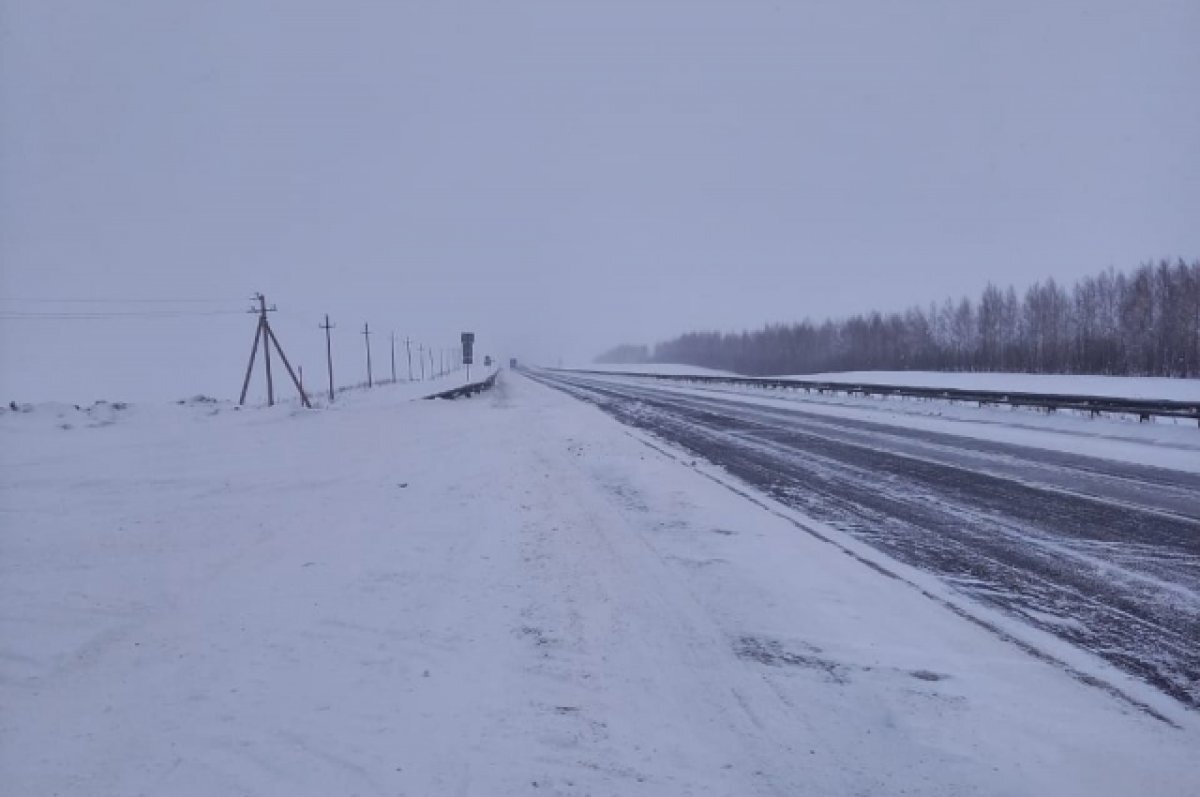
[{"x1": 2, "y1": 373, "x2": 1198, "y2": 795}]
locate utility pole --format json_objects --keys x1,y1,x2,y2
[
  {"x1": 255, "y1": 294, "x2": 274, "y2": 405},
  {"x1": 320, "y1": 314, "x2": 335, "y2": 402},
  {"x1": 362, "y1": 323, "x2": 373, "y2": 388},
  {"x1": 428, "y1": 348, "x2": 435, "y2": 380},
  {"x1": 238, "y1": 293, "x2": 311, "y2": 408},
  {"x1": 405, "y1": 337, "x2": 413, "y2": 381},
  {"x1": 418, "y1": 344, "x2": 426, "y2": 380},
  {"x1": 390, "y1": 332, "x2": 397, "y2": 384}
]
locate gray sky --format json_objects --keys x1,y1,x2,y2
[{"x1": 3, "y1": 0, "x2": 1198, "y2": 402}]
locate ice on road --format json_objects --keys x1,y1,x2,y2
[{"x1": 2, "y1": 375, "x2": 1197, "y2": 796}]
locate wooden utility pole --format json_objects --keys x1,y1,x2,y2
[
  {"x1": 405, "y1": 337, "x2": 413, "y2": 381},
  {"x1": 238, "y1": 293, "x2": 311, "y2": 408},
  {"x1": 263, "y1": 323, "x2": 311, "y2": 408},
  {"x1": 418, "y1": 344, "x2": 426, "y2": 380},
  {"x1": 259, "y1": 294, "x2": 274, "y2": 404},
  {"x1": 428, "y1": 348, "x2": 435, "y2": 380},
  {"x1": 390, "y1": 332, "x2": 397, "y2": 383},
  {"x1": 362, "y1": 323, "x2": 373, "y2": 388},
  {"x1": 239, "y1": 305, "x2": 266, "y2": 404},
  {"x1": 320, "y1": 314, "x2": 335, "y2": 402}
]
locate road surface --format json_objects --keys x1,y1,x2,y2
[{"x1": 531, "y1": 369, "x2": 1200, "y2": 710}]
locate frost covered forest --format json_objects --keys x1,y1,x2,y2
[{"x1": 600, "y1": 260, "x2": 1200, "y2": 378}]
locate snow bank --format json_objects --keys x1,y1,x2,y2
[
  {"x1": 576, "y1": 362, "x2": 737, "y2": 377},
  {"x1": 786, "y1": 370, "x2": 1200, "y2": 401},
  {"x1": 0, "y1": 369, "x2": 493, "y2": 435}
]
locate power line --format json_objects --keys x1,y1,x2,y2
[
  {"x1": 0, "y1": 297, "x2": 241, "y2": 304},
  {"x1": 0, "y1": 310, "x2": 246, "y2": 319}
]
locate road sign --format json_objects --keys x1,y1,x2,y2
[{"x1": 461, "y1": 332, "x2": 475, "y2": 365}]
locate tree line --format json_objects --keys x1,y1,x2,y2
[{"x1": 596, "y1": 259, "x2": 1200, "y2": 378}]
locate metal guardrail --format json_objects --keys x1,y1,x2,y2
[
  {"x1": 423, "y1": 370, "x2": 500, "y2": 400},
  {"x1": 558, "y1": 369, "x2": 1200, "y2": 425}
]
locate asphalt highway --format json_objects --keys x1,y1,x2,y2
[{"x1": 532, "y1": 369, "x2": 1200, "y2": 710}]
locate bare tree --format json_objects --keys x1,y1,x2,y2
[{"x1": 601, "y1": 260, "x2": 1200, "y2": 379}]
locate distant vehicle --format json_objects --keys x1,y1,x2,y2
[
  {"x1": 509, "y1": 358, "x2": 518, "y2": 369},
  {"x1": 484, "y1": 355, "x2": 493, "y2": 367}
]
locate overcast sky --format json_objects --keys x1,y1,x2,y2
[{"x1": 2, "y1": 1, "x2": 1198, "y2": 402}]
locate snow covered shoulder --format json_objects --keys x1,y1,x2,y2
[{"x1": 2, "y1": 374, "x2": 1197, "y2": 796}]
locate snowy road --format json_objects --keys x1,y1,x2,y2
[
  {"x1": 532, "y1": 369, "x2": 1200, "y2": 711},
  {"x1": 3, "y1": 374, "x2": 1199, "y2": 795}
]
